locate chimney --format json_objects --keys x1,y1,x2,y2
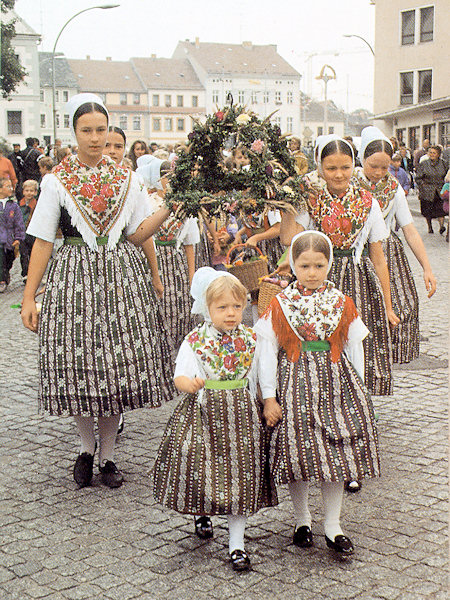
[
  {"x1": 106, "y1": 57, "x2": 112, "y2": 61},
  {"x1": 86, "y1": 55, "x2": 90, "y2": 60},
  {"x1": 195, "y1": 37, "x2": 200, "y2": 48}
]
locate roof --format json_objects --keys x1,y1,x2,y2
[
  {"x1": 304, "y1": 100, "x2": 345, "y2": 122},
  {"x1": 174, "y1": 40, "x2": 300, "y2": 78},
  {"x1": 67, "y1": 58, "x2": 146, "y2": 93},
  {"x1": 39, "y1": 52, "x2": 79, "y2": 89},
  {"x1": 7, "y1": 9, "x2": 40, "y2": 38},
  {"x1": 131, "y1": 57, "x2": 203, "y2": 90},
  {"x1": 374, "y1": 96, "x2": 450, "y2": 120}
]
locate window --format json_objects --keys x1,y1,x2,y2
[
  {"x1": 152, "y1": 94, "x2": 159, "y2": 107},
  {"x1": 7, "y1": 111, "x2": 22, "y2": 135},
  {"x1": 251, "y1": 91, "x2": 257, "y2": 105},
  {"x1": 40, "y1": 89, "x2": 44, "y2": 102},
  {"x1": 420, "y1": 6, "x2": 434, "y2": 42},
  {"x1": 273, "y1": 116, "x2": 281, "y2": 128},
  {"x1": 56, "y1": 113, "x2": 60, "y2": 127},
  {"x1": 275, "y1": 91, "x2": 281, "y2": 104},
  {"x1": 286, "y1": 117, "x2": 293, "y2": 133},
  {"x1": 119, "y1": 115, "x2": 127, "y2": 130},
  {"x1": 153, "y1": 118, "x2": 161, "y2": 131},
  {"x1": 400, "y1": 71, "x2": 414, "y2": 105},
  {"x1": 177, "y1": 95, "x2": 183, "y2": 107},
  {"x1": 55, "y1": 90, "x2": 59, "y2": 102},
  {"x1": 408, "y1": 126, "x2": 419, "y2": 150},
  {"x1": 192, "y1": 95, "x2": 198, "y2": 107},
  {"x1": 40, "y1": 114, "x2": 46, "y2": 127},
  {"x1": 165, "y1": 95, "x2": 171, "y2": 107},
  {"x1": 177, "y1": 118, "x2": 185, "y2": 131},
  {"x1": 328, "y1": 126, "x2": 334, "y2": 134},
  {"x1": 263, "y1": 91, "x2": 269, "y2": 104},
  {"x1": 133, "y1": 94, "x2": 140, "y2": 105},
  {"x1": 317, "y1": 126, "x2": 323, "y2": 136},
  {"x1": 64, "y1": 114, "x2": 70, "y2": 128},
  {"x1": 418, "y1": 69, "x2": 432, "y2": 102},
  {"x1": 287, "y1": 91, "x2": 293, "y2": 104},
  {"x1": 164, "y1": 117, "x2": 173, "y2": 131},
  {"x1": 396, "y1": 128, "x2": 406, "y2": 144},
  {"x1": 238, "y1": 90, "x2": 245, "y2": 104},
  {"x1": 212, "y1": 90, "x2": 219, "y2": 103},
  {"x1": 422, "y1": 124, "x2": 434, "y2": 142},
  {"x1": 63, "y1": 91, "x2": 68, "y2": 102},
  {"x1": 120, "y1": 93, "x2": 127, "y2": 105},
  {"x1": 401, "y1": 10, "x2": 415, "y2": 45},
  {"x1": 133, "y1": 116, "x2": 141, "y2": 131}
]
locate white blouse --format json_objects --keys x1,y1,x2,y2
[{"x1": 384, "y1": 187, "x2": 413, "y2": 232}]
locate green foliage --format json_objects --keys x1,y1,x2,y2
[
  {"x1": 166, "y1": 104, "x2": 305, "y2": 220},
  {"x1": 1, "y1": 0, "x2": 27, "y2": 98}
]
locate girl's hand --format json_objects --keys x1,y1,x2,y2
[
  {"x1": 232, "y1": 234, "x2": 242, "y2": 246},
  {"x1": 423, "y1": 269, "x2": 437, "y2": 298},
  {"x1": 21, "y1": 298, "x2": 38, "y2": 333},
  {"x1": 152, "y1": 277, "x2": 164, "y2": 299},
  {"x1": 263, "y1": 397, "x2": 282, "y2": 427},
  {"x1": 245, "y1": 235, "x2": 259, "y2": 247},
  {"x1": 12, "y1": 240, "x2": 20, "y2": 248},
  {"x1": 187, "y1": 376, "x2": 205, "y2": 394},
  {"x1": 387, "y1": 309, "x2": 401, "y2": 328}
]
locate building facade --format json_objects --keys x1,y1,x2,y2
[{"x1": 373, "y1": 0, "x2": 450, "y2": 149}]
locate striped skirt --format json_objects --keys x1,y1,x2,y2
[
  {"x1": 38, "y1": 241, "x2": 175, "y2": 416},
  {"x1": 258, "y1": 238, "x2": 285, "y2": 273},
  {"x1": 272, "y1": 351, "x2": 380, "y2": 484},
  {"x1": 329, "y1": 254, "x2": 393, "y2": 396},
  {"x1": 153, "y1": 385, "x2": 277, "y2": 516},
  {"x1": 156, "y1": 243, "x2": 195, "y2": 363},
  {"x1": 195, "y1": 227, "x2": 212, "y2": 269},
  {"x1": 384, "y1": 233, "x2": 419, "y2": 363}
]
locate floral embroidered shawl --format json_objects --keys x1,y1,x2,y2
[
  {"x1": 54, "y1": 155, "x2": 131, "y2": 237},
  {"x1": 305, "y1": 181, "x2": 373, "y2": 249},
  {"x1": 353, "y1": 168, "x2": 398, "y2": 216},
  {"x1": 186, "y1": 322, "x2": 256, "y2": 380}
]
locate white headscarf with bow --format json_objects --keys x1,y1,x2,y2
[
  {"x1": 358, "y1": 126, "x2": 392, "y2": 164},
  {"x1": 316, "y1": 135, "x2": 354, "y2": 176},
  {"x1": 289, "y1": 230, "x2": 334, "y2": 274},
  {"x1": 66, "y1": 93, "x2": 108, "y2": 139},
  {"x1": 191, "y1": 267, "x2": 240, "y2": 321}
]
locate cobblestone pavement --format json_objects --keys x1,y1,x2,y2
[{"x1": 0, "y1": 209, "x2": 448, "y2": 600}]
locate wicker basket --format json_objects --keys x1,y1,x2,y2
[
  {"x1": 257, "y1": 273, "x2": 293, "y2": 315},
  {"x1": 225, "y1": 244, "x2": 269, "y2": 292}
]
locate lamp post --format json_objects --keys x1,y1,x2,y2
[
  {"x1": 51, "y1": 4, "x2": 119, "y2": 143},
  {"x1": 316, "y1": 64, "x2": 336, "y2": 136},
  {"x1": 343, "y1": 34, "x2": 375, "y2": 56}
]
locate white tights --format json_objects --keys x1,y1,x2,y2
[
  {"x1": 73, "y1": 415, "x2": 121, "y2": 467},
  {"x1": 227, "y1": 515, "x2": 247, "y2": 554},
  {"x1": 288, "y1": 480, "x2": 345, "y2": 540}
]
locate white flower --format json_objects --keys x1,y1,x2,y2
[
  {"x1": 282, "y1": 185, "x2": 295, "y2": 196},
  {"x1": 236, "y1": 113, "x2": 251, "y2": 125}
]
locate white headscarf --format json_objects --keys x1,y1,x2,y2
[
  {"x1": 315, "y1": 135, "x2": 354, "y2": 176},
  {"x1": 136, "y1": 157, "x2": 164, "y2": 189},
  {"x1": 358, "y1": 126, "x2": 392, "y2": 164},
  {"x1": 66, "y1": 93, "x2": 108, "y2": 139},
  {"x1": 191, "y1": 267, "x2": 240, "y2": 322},
  {"x1": 289, "y1": 230, "x2": 334, "y2": 274},
  {"x1": 136, "y1": 154, "x2": 156, "y2": 168}
]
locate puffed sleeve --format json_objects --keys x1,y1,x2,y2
[
  {"x1": 124, "y1": 174, "x2": 158, "y2": 236},
  {"x1": 174, "y1": 340, "x2": 204, "y2": 379},
  {"x1": 253, "y1": 313, "x2": 279, "y2": 398},
  {"x1": 393, "y1": 187, "x2": 413, "y2": 228},
  {"x1": 343, "y1": 316, "x2": 369, "y2": 381},
  {"x1": 26, "y1": 175, "x2": 62, "y2": 242},
  {"x1": 267, "y1": 210, "x2": 282, "y2": 226},
  {"x1": 180, "y1": 218, "x2": 200, "y2": 245},
  {"x1": 366, "y1": 199, "x2": 389, "y2": 243},
  {"x1": 294, "y1": 209, "x2": 314, "y2": 230}
]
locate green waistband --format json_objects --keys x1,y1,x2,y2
[
  {"x1": 64, "y1": 235, "x2": 125, "y2": 246},
  {"x1": 301, "y1": 340, "x2": 330, "y2": 351},
  {"x1": 154, "y1": 239, "x2": 177, "y2": 246},
  {"x1": 333, "y1": 246, "x2": 368, "y2": 257},
  {"x1": 204, "y1": 378, "x2": 248, "y2": 390}
]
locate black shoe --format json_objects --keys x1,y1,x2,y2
[
  {"x1": 325, "y1": 535, "x2": 354, "y2": 555},
  {"x1": 194, "y1": 516, "x2": 213, "y2": 539},
  {"x1": 73, "y1": 452, "x2": 95, "y2": 487},
  {"x1": 230, "y1": 549, "x2": 251, "y2": 571},
  {"x1": 439, "y1": 225, "x2": 446, "y2": 235},
  {"x1": 345, "y1": 480, "x2": 361, "y2": 493},
  {"x1": 99, "y1": 461, "x2": 124, "y2": 488},
  {"x1": 293, "y1": 525, "x2": 313, "y2": 548},
  {"x1": 428, "y1": 226, "x2": 434, "y2": 233}
]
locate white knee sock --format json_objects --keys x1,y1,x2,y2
[
  {"x1": 227, "y1": 515, "x2": 247, "y2": 554},
  {"x1": 321, "y1": 481, "x2": 344, "y2": 539},
  {"x1": 98, "y1": 415, "x2": 121, "y2": 466},
  {"x1": 288, "y1": 480, "x2": 312, "y2": 529},
  {"x1": 73, "y1": 416, "x2": 96, "y2": 455}
]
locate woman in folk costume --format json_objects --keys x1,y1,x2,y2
[
  {"x1": 153, "y1": 268, "x2": 276, "y2": 572},
  {"x1": 281, "y1": 135, "x2": 400, "y2": 396},
  {"x1": 353, "y1": 127, "x2": 436, "y2": 363},
  {"x1": 255, "y1": 231, "x2": 380, "y2": 556},
  {"x1": 138, "y1": 157, "x2": 200, "y2": 360},
  {"x1": 21, "y1": 94, "x2": 175, "y2": 489}
]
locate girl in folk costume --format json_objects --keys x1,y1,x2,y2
[
  {"x1": 353, "y1": 127, "x2": 436, "y2": 364},
  {"x1": 21, "y1": 94, "x2": 175, "y2": 489},
  {"x1": 255, "y1": 231, "x2": 380, "y2": 556},
  {"x1": 153, "y1": 268, "x2": 276, "y2": 572},
  {"x1": 281, "y1": 135, "x2": 400, "y2": 396},
  {"x1": 234, "y1": 209, "x2": 284, "y2": 273}
]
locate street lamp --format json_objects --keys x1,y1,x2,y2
[
  {"x1": 343, "y1": 34, "x2": 375, "y2": 56},
  {"x1": 316, "y1": 64, "x2": 336, "y2": 136},
  {"x1": 51, "y1": 4, "x2": 120, "y2": 143}
]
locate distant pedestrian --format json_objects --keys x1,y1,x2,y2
[
  {"x1": 19, "y1": 138, "x2": 41, "y2": 184},
  {"x1": 388, "y1": 153, "x2": 410, "y2": 193},
  {"x1": 413, "y1": 139, "x2": 430, "y2": 170},
  {"x1": 0, "y1": 177, "x2": 25, "y2": 292},
  {"x1": 18, "y1": 179, "x2": 38, "y2": 282},
  {"x1": 0, "y1": 147, "x2": 18, "y2": 189},
  {"x1": 127, "y1": 139, "x2": 149, "y2": 171},
  {"x1": 415, "y1": 145, "x2": 447, "y2": 234}
]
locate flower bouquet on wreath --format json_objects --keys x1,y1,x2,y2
[{"x1": 164, "y1": 104, "x2": 306, "y2": 223}]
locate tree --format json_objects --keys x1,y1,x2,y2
[{"x1": 1, "y1": 0, "x2": 27, "y2": 98}]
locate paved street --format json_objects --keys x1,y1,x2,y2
[{"x1": 0, "y1": 204, "x2": 448, "y2": 600}]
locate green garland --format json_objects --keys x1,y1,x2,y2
[{"x1": 165, "y1": 104, "x2": 306, "y2": 220}]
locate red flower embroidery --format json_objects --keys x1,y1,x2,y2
[
  {"x1": 80, "y1": 183, "x2": 95, "y2": 198},
  {"x1": 339, "y1": 217, "x2": 352, "y2": 234},
  {"x1": 100, "y1": 184, "x2": 114, "y2": 198},
  {"x1": 224, "y1": 355, "x2": 238, "y2": 372},
  {"x1": 234, "y1": 338, "x2": 246, "y2": 352},
  {"x1": 321, "y1": 215, "x2": 337, "y2": 233},
  {"x1": 91, "y1": 196, "x2": 108, "y2": 213},
  {"x1": 188, "y1": 332, "x2": 199, "y2": 343},
  {"x1": 222, "y1": 334, "x2": 232, "y2": 345}
]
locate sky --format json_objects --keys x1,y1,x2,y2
[{"x1": 14, "y1": 0, "x2": 376, "y2": 112}]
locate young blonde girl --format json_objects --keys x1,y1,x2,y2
[
  {"x1": 153, "y1": 267, "x2": 275, "y2": 571},
  {"x1": 256, "y1": 231, "x2": 380, "y2": 555}
]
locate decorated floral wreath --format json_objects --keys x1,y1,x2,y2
[{"x1": 164, "y1": 104, "x2": 306, "y2": 220}]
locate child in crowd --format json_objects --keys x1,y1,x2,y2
[
  {"x1": 18, "y1": 179, "x2": 38, "y2": 282},
  {"x1": 153, "y1": 267, "x2": 276, "y2": 572},
  {"x1": 38, "y1": 156, "x2": 55, "y2": 190},
  {"x1": 255, "y1": 231, "x2": 380, "y2": 556},
  {"x1": 0, "y1": 177, "x2": 25, "y2": 292}
]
